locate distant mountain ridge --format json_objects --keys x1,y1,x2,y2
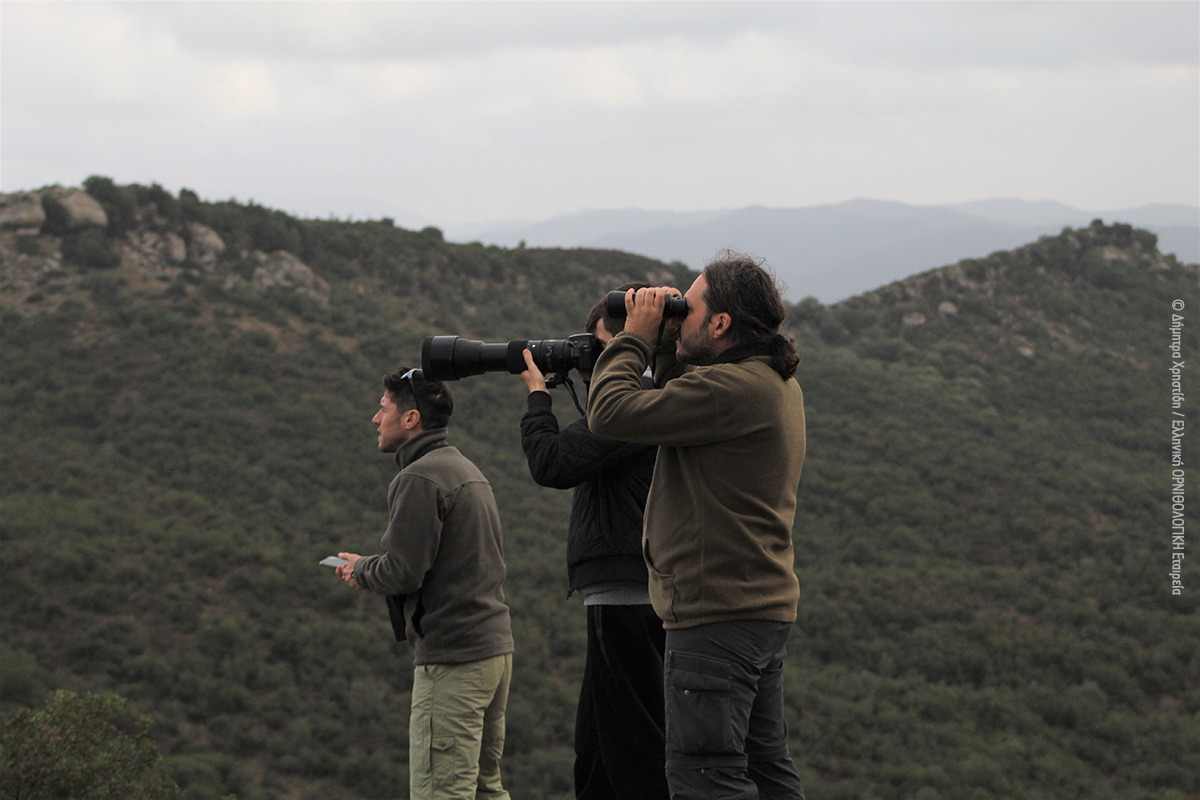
[{"x1": 448, "y1": 198, "x2": 1199, "y2": 303}]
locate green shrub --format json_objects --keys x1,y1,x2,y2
[
  {"x1": 134, "y1": 183, "x2": 181, "y2": 223},
  {"x1": 39, "y1": 194, "x2": 70, "y2": 236},
  {"x1": 84, "y1": 175, "x2": 137, "y2": 236},
  {"x1": 0, "y1": 644, "x2": 48, "y2": 708},
  {"x1": 0, "y1": 690, "x2": 181, "y2": 800},
  {"x1": 14, "y1": 235, "x2": 45, "y2": 255},
  {"x1": 62, "y1": 228, "x2": 120, "y2": 269},
  {"x1": 818, "y1": 313, "x2": 850, "y2": 344},
  {"x1": 179, "y1": 188, "x2": 204, "y2": 222}
]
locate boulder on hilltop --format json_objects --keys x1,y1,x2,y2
[
  {"x1": 44, "y1": 187, "x2": 109, "y2": 231},
  {"x1": 0, "y1": 192, "x2": 46, "y2": 232}
]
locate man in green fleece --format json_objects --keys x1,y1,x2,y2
[
  {"x1": 588, "y1": 253, "x2": 806, "y2": 800},
  {"x1": 336, "y1": 368, "x2": 513, "y2": 800}
]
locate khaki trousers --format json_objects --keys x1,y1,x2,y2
[{"x1": 409, "y1": 653, "x2": 512, "y2": 800}]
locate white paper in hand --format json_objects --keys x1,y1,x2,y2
[{"x1": 320, "y1": 556, "x2": 348, "y2": 568}]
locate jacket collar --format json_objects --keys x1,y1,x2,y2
[
  {"x1": 396, "y1": 427, "x2": 450, "y2": 470},
  {"x1": 712, "y1": 337, "x2": 774, "y2": 365}
]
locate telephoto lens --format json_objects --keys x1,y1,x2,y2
[
  {"x1": 422, "y1": 334, "x2": 603, "y2": 382},
  {"x1": 421, "y1": 335, "x2": 521, "y2": 381},
  {"x1": 605, "y1": 290, "x2": 688, "y2": 320}
]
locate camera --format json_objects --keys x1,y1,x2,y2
[
  {"x1": 605, "y1": 290, "x2": 689, "y2": 320},
  {"x1": 422, "y1": 334, "x2": 603, "y2": 386}
]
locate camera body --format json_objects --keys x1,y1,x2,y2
[
  {"x1": 422, "y1": 333, "x2": 602, "y2": 386},
  {"x1": 605, "y1": 290, "x2": 688, "y2": 320}
]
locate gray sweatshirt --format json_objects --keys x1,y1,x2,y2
[{"x1": 353, "y1": 428, "x2": 513, "y2": 665}]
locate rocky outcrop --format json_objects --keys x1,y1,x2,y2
[
  {"x1": 45, "y1": 188, "x2": 108, "y2": 230},
  {"x1": 0, "y1": 192, "x2": 46, "y2": 232},
  {"x1": 127, "y1": 230, "x2": 188, "y2": 270},
  {"x1": 187, "y1": 223, "x2": 226, "y2": 271},
  {"x1": 251, "y1": 250, "x2": 330, "y2": 304},
  {"x1": 163, "y1": 232, "x2": 187, "y2": 265}
]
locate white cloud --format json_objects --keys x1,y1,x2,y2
[
  {"x1": 562, "y1": 50, "x2": 650, "y2": 109},
  {"x1": 368, "y1": 63, "x2": 445, "y2": 100},
  {"x1": 1, "y1": 1, "x2": 1195, "y2": 222},
  {"x1": 201, "y1": 62, "x2": 280, "y2": 119}
]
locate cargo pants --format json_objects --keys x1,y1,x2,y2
[
  {"x1": 663, "y1": 620, "x2": 805, "y2": 800},
  {"x1": 409, "y1": 652, "x2": 512, "y2": 800}
]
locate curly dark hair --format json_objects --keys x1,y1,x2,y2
[{"x1": 702, "y1": 251, "x2": 799, "y2": 380}]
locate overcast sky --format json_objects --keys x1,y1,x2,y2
[{"x1": 2, "y1": 1, "x2": 1197, "y2": 228}]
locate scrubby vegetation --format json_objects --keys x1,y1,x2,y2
[
  {"x1": 1, "y1": 690, "x2": 182, "y2": 800},
  {"x1": 0, "y1": 180, "x2": 1195, "y2": 799}
]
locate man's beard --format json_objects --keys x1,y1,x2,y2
[{"x1": 677, "y1": 330, "x2": 718, "y2": 365}]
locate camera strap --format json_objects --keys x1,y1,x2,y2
[{"x1": 560, "y1": 374, "x2": 587, "y2": 418}]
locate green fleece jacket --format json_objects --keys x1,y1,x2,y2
[
  {"x1": 352, "y1": 428, "x2": 513, "y2": 666},
  {"x1": 588, "y1": 333, "x2": 805, "y2": 629}
]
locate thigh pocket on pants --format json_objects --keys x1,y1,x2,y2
[
  {"x1": 430, "y1": 718, "x2": 471, "y2": 791},
  {"x1": 666, "y1": 651, "x2": 735, "y2": 755}
]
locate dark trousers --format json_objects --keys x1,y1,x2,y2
[
  {"x1": 664, "y1": 621, "x2": 805, "y2": 800},
  {"x1": 574, "y1": 604, "x2": 670, "y2": 800}
]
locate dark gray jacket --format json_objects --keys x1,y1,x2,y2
[
  {"x1": 353, "y1": 428, "x2": 513, "y2": 665},
  {"x1": 520, "y1": 391, "x2": 657, "y2": 593}
]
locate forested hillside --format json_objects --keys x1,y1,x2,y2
[
  {"x1": 782, "y1": 221, "x2": 1199, "y2": 798},
  {"x1": 1, "y1": 181, "x2": 1196, "y2": 800}
]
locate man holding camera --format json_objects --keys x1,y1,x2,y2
[
  {"x1": 515, "y1": 284, "x2": 670, "y2": 800},
  {"x1": 335, "y1": 368, "x2": 514, "y2": 800},
  {"x1": 588, "y1": 253, "x2": 807, "y2": 800}
]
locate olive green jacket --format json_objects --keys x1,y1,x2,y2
[{"x1": 588, "y1": 333, "x2": 805, "y2": 629}]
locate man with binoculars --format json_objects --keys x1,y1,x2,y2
[{"x1": 588, "y1": 252, "x2": 807, "y2": 800}]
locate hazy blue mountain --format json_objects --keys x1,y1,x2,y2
[
  {"x1": 950, "y1": 201, "x2": 1199, "y2": 274},
  {"x1": 951, "y1": 198, "x2": 1200, "y2": 228},
  {"x1": 448, "y1": 208, "x2": 732, "y2": 249},
  {"x1": 449, "y1": 199, "x2": 1199, "y2": 302},
  {"x1": 582, "y1": 201, "x2": 1024, "y2": 301},
  {"x1": 946, "y1": 198, "x2": 1088, "y2": 227},
  {"x1": 1119, "y1": 203, "x2": 1200, "y2": 227},
  {"x1": 1151, "y1": 225, "x2": 1200, "y2": 262}
]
